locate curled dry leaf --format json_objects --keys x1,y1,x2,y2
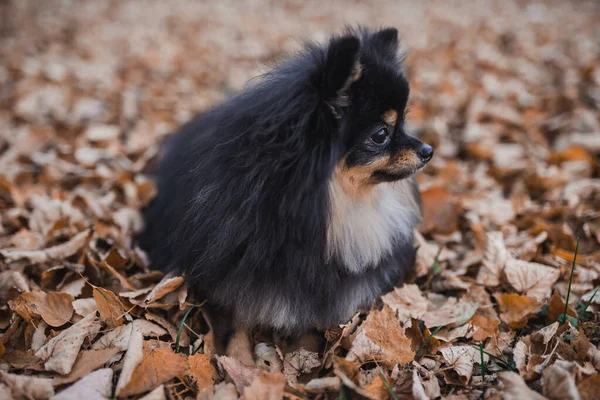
[
  {"x1": 346, "y1": 304, "x2": 414, "y2": 369},
  {"x1": 420, "y1": 186, "x2": 463, "y2": 234},
  {"x1": 421, "y1": 296, "x2": 478, "y2": 329},
  {"x1": 218, "y1": 355, "x2": 260, "y2": 393},
  {"x1": 504, "y1": 259, "x2": 560, "y2": 301},
  {"x1": 382, "y1": 284, "x2": 428, "y2": 324},
  {"x1": 547, "y1": 290, "x2": 578, "y2": 324},
  {"x1": 498, "y1": 371, "x2": 547, "y2": 400},
  {"x1": 144, "y1": 275, "x2": 184, "y2": 305},
  {"x1": 72, "y1": 299, "x2": 97, "y2": 318},
  {"x1": 476, "y1": 231, "x2": 508, "y2": 287},
  {"x1": 92, "y1": 320, "x2": 167, "y2": 351},
  {"x1": 242, "y1": 371, "x2": 286, "y2": 400},
  {"x1": 93, "y1": 287, "x2": 125, "y2": 328},
  {"x1": 21, "y1": 291, "x2": 74, "y2": 327},
  {"x1": 145, "y1": 312, "x2": 188, "y2": 347},
  {"x1": 35, "y1": 312, "x2": 102, "y2": 375},
  {"x1": 0, "y1": 229, "x2": 91, "y2": 264},
  {"x1": 283, "y1": 348, "x2": 320, "y2": 385},
  {"x1": 115, "y1": 329, "x2": 144, "y2": 396},
  {"x1": 118, "y1": 347, "x2": 189, "y2": 397},
  {"x1": 188, "y1": 353, "x2": 217, "y2": 392},
  {"x1": 439, "y1": 346, "x2": 488, "y2": 386},
  {"x1": 304, "y1": 377, "x2": 341, "y2": 394},
  {"x1": 51, "y1": 368, "x2": 113, "y2": 400},
  {"x1": 254, "y1": 343, "x2": 283, "y2": 373},
  {"x1": 0, "y1": 370, "x2": 55, "y2": 400},
  {"x1": 470, "y1": 314, "x2": 499, "y2": 341},
  {"x1": 52, "y1": 347, "x2": 122, "y2": 386},
  {"x1": 542, "y1": 363, "x2": 580, "y2": 400},
  {"x1": 496, "y1": 293, "x2": 542, "y2": 329}
]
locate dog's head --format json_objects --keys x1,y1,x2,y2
[{"x1": 319, "y1": 28, "x2": 433, "y2": 193}]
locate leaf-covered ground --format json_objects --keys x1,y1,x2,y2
[{"x1": 0, "y1": 0, "x2": 599, "y2": 399}]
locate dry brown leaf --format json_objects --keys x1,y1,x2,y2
[
  {"x1": 242, "y1": 371, "x2": 286, "y2": 400},
  {"x1": 188, "y1": 353, "x2": 217, "y2": 392},
  {"x1": 0, "y1": 229, "x2": 91, "y2": 264},
  {"x1": 283, "y1": 348, "x2": 320, "y2": 385},
  {"x1": 35, "y1": 312, "x2": 101, "y2": 375},
  {"x1": 498, "y1": 371, "x2": 547, "y2": 400},
  {"x1": 115, "y1": 329, "x2": 144, "y2": 396},
  {"x1": 504, "y1": 259, "x2": 560, "y2": 301},
  {"x1": 145, "y1": 312, "x2": 188, "y2": 346},
  {"x1": 50, "y1": 368, "x2": 113, "y2": 400},
  {"x1": 118, "y1": 346, "x2": 188, "y2": 397},
  {"x1": 218, "y1": 355, "x2": 260, "y2": 393},
  {"x1": 541, "y1": 363, "x2": 580, "y2": 400},
  {"x1": 578, "y1": 374, "x2": 600, "y2": 400},
  {"x1": 31, "y1": 320, "x2": 48, "y2": 352},
  {"x1": 72, "y1": 299, "x2": 97, "y2": 318},
  {"x1": 9, "y1": 295, "x2": 38, "y2": 323},
  {"x1": 254, "y1": 343, "x2": 283, "y2": 373},
  {"x1": 21, "y1": 291, "x2": 74, "y2": 327},
  {"x1": 547, "y1": 291, "x2": 578, "y2": 324},
  {"x1": 439, "y1": 346, "x2": 487, "y2": 386},
  {"x1": 304, "y1": 377, "x2": 341, "y2": 394},
  {"x1": 0, "y1": 370, "x2": 55, "y2": 400},
  {"x1": 144, "y1": 275, "x2": 184, "y2": 305},
  {"x1": 476, "y1": 231, "x2": 508, "y2": 287},
  {"x1": 138, "y1": 385, "x2": 166, "y2": 400},
  {"x1": 93, "y1": 287, "x2": 125, "y2": 328},
  {"x1": 92, "y1": 320, "x2": 167, "y2": 351},
  {"x1": 496, "y1": 293, "x2": 542, "y2": 329},
  {"x1": 470, "y1": 314, "x2": 499, "y2": 341},
  {"x1": 346, "y1": 304, "x2": 414, "y2": 369},
  {"x1": 53, "y1": 347, "x2": 122, "y2": 385},
  {"x1": 421, "y1": 186, "x2": 462, "y2": 234},
  {"x1": 381, "y1": 284, "x2": 428, "y2": 324},
  {"x1": 421, "y1": 296, "x2": 478, "y2": 329}
]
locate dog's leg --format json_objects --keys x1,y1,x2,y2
[{"x1": 201, "y1": 304, "x2": 254, "y2": 365}]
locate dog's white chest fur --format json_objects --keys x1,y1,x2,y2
[{"x1": 326, "y1": 178, "x2": 420, "y2": 273}]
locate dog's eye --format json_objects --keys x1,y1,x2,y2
[{"x1": 370, "y1": 128, "x2": 389, "y2": 144}]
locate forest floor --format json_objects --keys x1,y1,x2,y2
[{"x1": 0, "y1": 0, "x2": 599, "y2": 399}]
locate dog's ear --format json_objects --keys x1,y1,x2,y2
[
  {"x1": 322, "y1": 35, "x2": 361, "y2": 107},
  {"x1": 372, "y1": 27, "x2": 398, "y2": 59}
]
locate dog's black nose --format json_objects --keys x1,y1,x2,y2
[{"x1": 418, "y1": 144, "x2": 434, "y2": 162}]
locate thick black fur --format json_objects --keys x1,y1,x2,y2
[{"x1": 139, "y1": 27, "x2": 427, "y2": 337}]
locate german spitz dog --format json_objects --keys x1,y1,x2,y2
[{"x1": 139, "y1": 27, "x2": 433, "y2": 363}]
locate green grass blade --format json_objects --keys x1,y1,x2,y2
[
  {"x1": 175, "y1": 306, "x2": 195, "y2": 353},
  {"x1": 560, "y1": 238, "x2": 579, "y2": 325},
  {"x1": 416, "y1": 325, "x2": 443, "y2": 356},
  {"x1": 479, "y1": 342, "x2": 486, "y2": 381},
  {"x1": 379, "y1": 373, "x2": 400, "y2": 400},
  {"x1": 578, "y1": 286, "x2": 599, "y2": 320}
]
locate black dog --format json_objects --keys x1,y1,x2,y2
[{"x1": 139, "y1": 27, "x2": 433, "y2": 362}]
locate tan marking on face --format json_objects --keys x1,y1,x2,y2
[
  {"x1": 382, "y1": 109, "x2": 398, "y2": 126},
  {"x1": 389, "y1": 149, "x2": 422, "y2": 173},
  {"x1": 332, "y1": 156, "x2": 390, "y2": 198}
]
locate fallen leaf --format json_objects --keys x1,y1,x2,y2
[
  {"x1": 498, "y1": 371, "x2": 547, "y2": 400},
  {"x1": 283, "y1": 348, "x2": 320, "y2": 385},
  {"x1": 138, "y1": 385, "x2": 166, "y2": 400},
  {"x1": 578, "y1": 374, "x2": 600, "y2": 400},
  {"x1": 92, "y1": 320, "x2": 167, "y2": 351},
  {"x1": 188, "y1": 353, "x2": 217, "y2": 392},
  {"x1": 304, "y1": 377, "x2": 340, "y2": 394},
  {"x1": 346, "y1": 304, "x2": 414, "y2": 369},
  {"x1": 422, "y1": 297, "x2": 478, "y2": 328},
  {"x1": 476, "y1": 231, "x2": 508, "y2": 287},
  {"x1": 218, "y1": 355, "x2": 260, "y2": 393},
  {"x1": 31, "y1": 320, "x2": 48, "y2": 352},
  {"x1": 496, "y1": 293, "x2": 542, "y2": 329},
  {"x1": 242, "y1": 371, "x2": 286, "y2": 400},
  {"x1": 0, "y1": 229, "x2": 91, "y2": 263},
  {"x1": 421, "y1": 186, "x2": 462, "y2": 234},
  {"x1": 254, "y1": 343, "x2": 283, "y2": 373},
  {"x1": 0, "y1": 370, "x2": 55, "y2": 400},
  {"x1": 50, "y1": 368, "x2": 113, "y2": 400},
  {"x1": 118, "y1": 346, "x2": 188, "y2": 397},
  {"x1": 504, "y1": 259, "x2": 560, "y2": 301},
  {"x1": 93, "y1": 287, "x2": 125, "y2": 328},
  {"x1": 145, "y1": 312, "x2": 188, "y2": 346},
  {"x1": 541, "y1": 363, "x2": 580, "y2": 400},
  {"x1": 22, "y1": 291, "x2": 74, "y2": 327},
  {"x1": 547, "y1": 290, "x2": 578, "y2": 324},
  {"x1": 115, "y1": 329, "x2": 144, "y2": 396},
  {"x1": 144, "y1": 275, "x2": 184, "y2": 305},
  {"x1": 439, "y1": 346, "x2": 487, "y2": 386},
  {"x1": 53, "y1": 347, "x2": 122, "y2": 385},
  {"x1": 35, "y1": 312, "x2": 102, "y2": 375},
  {"x1": 382, "y1": 284, "x2": 428, "y2": 324},
  {"x1": 470, "y1": 315, "x2": 499, "y2": 341}
]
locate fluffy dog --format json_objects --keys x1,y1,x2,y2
[{"x1": 139, "y1": 27, "x2": 433, "y2": 362}]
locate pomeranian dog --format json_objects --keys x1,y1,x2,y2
[{"x1": 139, "y1": 27, "x2": 433, "y2": 363}]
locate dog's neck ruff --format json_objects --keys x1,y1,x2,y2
[{"x1": 326, "y1": 177, "x2": 420, "y2": 274}]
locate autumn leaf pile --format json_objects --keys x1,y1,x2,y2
[{"x1": 0, "y1": 0, "x2": 599, "y2": 399}]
